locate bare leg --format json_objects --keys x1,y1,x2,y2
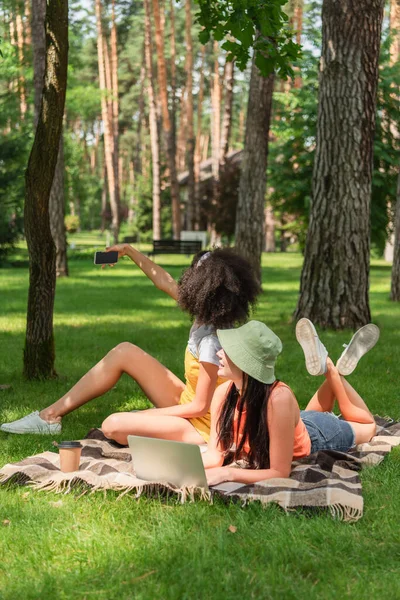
[
  {"x1": 305, "y1": 358, "x2": 376, "y2": 444},
  {"x1": 304, "y1": 380, "x2": 336, "y2": 412},
  {"x1": 40, "y1": 343, "x2": 185, "y2": 422},
  {"x1": 102, "y1": 411, "x2": 205, "y2": 445}
]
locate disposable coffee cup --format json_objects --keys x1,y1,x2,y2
[{"x1": 58, "y1": 441, "x2": 82, "y2": 473}]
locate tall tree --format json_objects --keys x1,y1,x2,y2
[
  {"x1": 95, "y1": 0, "x2": 120, "y2": 243},
  {"x1": 32, "y1": 0, "x2": 68, "y2": 278},
  {"x1": 24, "y1": 0, "x2": 68, "y2": 379},
  {"x1": 390, "y1": 0, "x2": 400, "y2": 301},
  {"x1": 152, "y1": 0, "x2": 181, "y2": 238},
  {"x1": 235, "y1": 56, "x2": 274, "y2": 283},
  {"x1": 294, "y1": 0, "x2": 385, "y2": 329},
  {"x1": 184, "y1": 0, "x2": 195, "y2": 230},
  {"x1": 144, "y1": 0, "x2": 161, "y2": 239}
]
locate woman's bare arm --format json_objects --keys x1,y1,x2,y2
[
  {"x1": 106, "y1": 244, "x2": 178, "y2": 300},
  {"x1": 145, "y1": 361, "x2": 219, "y2": 420},
  {"x1": 202, "y1": 381, "x2": 231, "y2": 469},
  {"x1": 206, "y1": 387, "x2": 297, "y2": 485}
]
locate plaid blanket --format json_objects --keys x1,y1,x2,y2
[{"x1": 0, "y1": 417, "x2": 399, "y2": 522}]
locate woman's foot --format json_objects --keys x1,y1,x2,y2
[
  {"x1": 0, "y1": 411, "x2": 62, "y2": 434},
  {"x1": 336, "y1": 324, "x2": 380, "y2": 376},
  {"x1": 295, "y1": 318, "x2": 328, "y2": 376}
]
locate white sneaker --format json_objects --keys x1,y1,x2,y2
[
  {"x1": 295, "y1": 318, "x2": 328, "y2": 376},
  {"x1": 336, "y1": 324, "x2": 380, "y2": 376},
  {"x1": 0, "y1": 411, "x2": 62, "y2": 434}
]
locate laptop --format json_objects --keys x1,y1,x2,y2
[{"x1": 128, "y1": 435, "x2": 209, "y2": 490}]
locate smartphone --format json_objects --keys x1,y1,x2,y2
[{"x1": 94, "y1": 251, "x2": 119, "y2": 265}]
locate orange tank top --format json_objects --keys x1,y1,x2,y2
[{"x1": 232, "y1": 381, "x2": 311, "y2": 459}]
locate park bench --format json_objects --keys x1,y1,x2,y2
[
  {"x1": 148, "y1": 239, "x2": 202, "y2": 256},
  {"x1": 122, "y1": 236, "x2": 138, "y2": 243}
]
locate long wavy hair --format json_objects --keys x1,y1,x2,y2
[{"x1": 217, "y1": 375, "x2": 279, "y2": 469}]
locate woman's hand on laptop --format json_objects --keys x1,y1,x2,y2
[{"x1": 205, "y1": 466, "x2": 232, "y2": 486}]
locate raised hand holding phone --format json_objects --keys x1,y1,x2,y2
[{"x1": 94, "y1": 244, "x2": 131, "y2": 269}]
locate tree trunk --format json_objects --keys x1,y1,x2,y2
[
  {"x1": 24, "y1": 0, "x2": 32, "y2": 46},
  {"x1": 184, "y1": 0, "x2": 195, "y2": 230},
  {"x1": 110, "y1": 0, "x2": 120, "y2": 223},
  {"x1": 32, "y1": 0, "x2": 68, "y2": 278},
  {"x1": 152, "y1": 0, "x2": 180, "y2": 238},
  {"x1": 235, "y1": 56, "x2": 275, "y2": 284},
  {"x1": 220, "y1": 58, "x2": 234, "y2": 160},
  {"x1": 194, "y1": 44, "x2": 206, "y2": 229},
  {"x1": 211, "y1": 41, "x2": 221, "y2": 190},
  {"x1": 294, "y1": 0, "x2": 385, "y2": 329},
  {"x1": 144, "y1": 0, "x2": 161, "y2": 239},
  {"x1": 16, "y1": 10, "x2": 27, "y2": 118},
  {"x1": 49, "y1": 137, "x2": 68, "y2": 277},
  {"x1": 24, "y1": 0, "x2": 68, "y2": 380},
  {"x1": 95, "y1": 0, "x2": 120, "y2": 243},
  {"x1": 390, "y1": 173, "x2": 400, "y2": 300},
  {"x1": 32, "y1": 0, "x2": 46, "y2": 126},
  {"x1": 265, "y1": 204, "x2": 276, "y2": 252}
]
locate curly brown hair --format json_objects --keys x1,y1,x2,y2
[{"x1": 177, "y1": 248, "x2": 260, "y2": 329}]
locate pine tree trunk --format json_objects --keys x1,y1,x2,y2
[
  {"x1": 144, "y1": 0, "x2": 161, "y2": 239},
  {"x1": 294, "y1": 0, "x2": 385, "y2": 329},
  {"x1": 220, "y1": 58, "x2": 234, "y2": 161},
  {"x1": 16, "y1": 11, "x2": 27, "y2": 118},
  {"x1": 24, "y1": 0, "x2": 68, "y2": 380},
  {"x1": 388, "y1": 0, "x2": 400, "y2": 292},
  {"x1": 24, "y1": 0, "x2": 32, "y2": 46},
  {"x1": 184, "y1": 0, "x2": 195, "y2": 230},
  {"x1": 152, "y1": 0, "x2": 180, "y2": 238},
  {"x1": 235, "y1": 56, "x2": 274, "y2": 284},
  {"x1": 49, "y1": 137, "x2": 68, "y2": 277},
  {"x1": 390, "y1": 173, "x2": 400, "y2": 300},
  {"x1": 110, "y1": 0, "x2": 120, "y2": 226},
  {"x1": 95, "y1": 0, "x2": 120, "y2": 243},
  {"x1": 194, "y1": 44, "x2": 206, "y2": 229}
]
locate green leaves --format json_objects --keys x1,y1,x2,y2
[{"x1": 194, "y1": 0, "x2": 302, "y2": 78}]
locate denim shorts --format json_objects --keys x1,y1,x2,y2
[{"x1": 300, "y1": 410, "x2": 356, "y2": 454}]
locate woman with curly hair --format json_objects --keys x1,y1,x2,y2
[{"x1": 1, "y1": 244, "x2": 260, "y2": 443}]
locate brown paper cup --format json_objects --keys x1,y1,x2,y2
[{"x1": 58, "y1": 442, "x2": 82, "y2": 473}]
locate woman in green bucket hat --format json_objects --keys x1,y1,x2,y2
[{"x1": 203, "y1": 319, "x2": 379, "y2": 486}]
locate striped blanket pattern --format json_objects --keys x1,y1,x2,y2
[{"x1": 0, "y1": 417, "x2": 399, "y2": 521}]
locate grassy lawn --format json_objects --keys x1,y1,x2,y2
[{"x1": 1, "y1": 238, "x2": 400, "y2": 599}]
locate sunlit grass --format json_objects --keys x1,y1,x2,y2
[{"x1": 1, "y1": 250, "x2": 400, "y2": 599}]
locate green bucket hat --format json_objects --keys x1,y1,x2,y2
[{"x1": 217, "y1": 321, "x2": 282, "y2": 384}]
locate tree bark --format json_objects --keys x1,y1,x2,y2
[
  {"x1": 390, "y1": 173, "x2": 400, "y2": 300},
  {"x1": 220, "y1": 58, "x2": 234, "y2": 161},
  {"x1": 235, "y1": 56, "x2": 275, "y2": 284},
  {"x1": 110, "y1": 0, "x2": 120, "y2": 221},
  {"x1": 16, "y1": 10, "x2": 27, "y2": 118},
  {"x1": 95, "y1": 0, "x2": 120, "y2": 243},
  {"x1": 24, "y1": 0, "x2": 68, "y2": 379},
  {"x1": 152, "y1": 0, "x2": 181, "y2": 238},
  {"x1": 294, "y1": 0, "x2": 385, "y2": 329},
  {"x1": 388, "y1": 0, "x2": 400, "y2": 293},
  {"x1": 32, "y1": 0, "x2": 46, "y2": 126},
  {"x1": 32, "y1": 0, "x2": 68, "y2": 278},
  {"x1": 184, "y1": 0, "x2": 195, "y2": 230},
  {"x1": 49, "y1": 137, "x2": 68, "y2": 277},
  {"x1": 144, "y1": 0, "x2": 161, "y2": 239},
  {"x1": 194, "y1": 44, "x2": 206, "y2": 229}
]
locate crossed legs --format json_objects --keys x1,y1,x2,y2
[{"x1": 304, "y1": 358, "x2": 376, "y2": 444}]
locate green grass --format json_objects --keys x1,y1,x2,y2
[{"x1": 1, "y1": 245, "x2": 400, "y2": 599}]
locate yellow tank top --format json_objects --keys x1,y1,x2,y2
[{"x1": 179, "y1": 347, "x2": 226, "y2": 442}]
